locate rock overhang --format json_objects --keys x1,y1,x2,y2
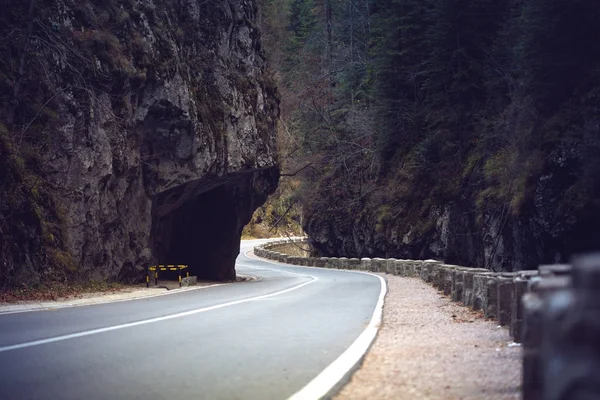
[
  {"x1": 0, "y1": 0, "x2": 279, "y2": 286},
  {"x1": 151, "y1": 167, "x2": 279, "y2": 281}
]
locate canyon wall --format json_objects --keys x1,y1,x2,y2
[{"x1": 0, "y1": 0, "x2": 279, "y2": 286}]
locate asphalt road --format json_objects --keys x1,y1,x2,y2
[{"x1": 0, "y1": 240, "x2": 384, "y2": 400}]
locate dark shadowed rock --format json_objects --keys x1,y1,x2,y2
[
  {"x1": 541, "y1": 253, "x2": 600, "y2": 400},
  {"x1": 0, "y1": 1, "x2": 279, "y2": 286}
]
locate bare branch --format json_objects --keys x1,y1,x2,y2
[
  {"x1": 281, "y1": 163, "x2": 314, "y2": 177},
  {"x1": 268, "y1": 199, "x2": 298, "y2": 234}
]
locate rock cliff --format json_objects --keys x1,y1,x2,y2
[
  {"x1": 0, "y1": 0, "x2": 279, "y2": 286},
  {"x1": 304, "y1": 139, "x2": 600, "y2": 271},
  {"x1": 266, "y1": 0, "x2": 599, "y2": 272}
]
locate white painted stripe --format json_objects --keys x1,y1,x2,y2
[
  {"x1": 0, "y1": 283, "x2": 229, "y2": 316},
  {"x1": 0, "y1": 238, "x2": 286, "y2": 316},
  {"x1": 0, "y1": 277, "x2": 316, "y2": 353},
  {"x1": 288, "y1": 272, "x2": 386, "y2": 400},
  {"x1": 245, "y1": 247, "x2": 388, "y2": 400}
]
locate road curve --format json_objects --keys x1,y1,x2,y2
[{"x1": 0, "y1": 240, "x2": 385, "y2": 400}]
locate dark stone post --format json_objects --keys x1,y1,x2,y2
[
  {"x1": 522, "y1": 275, "x2": 572, "y2": 400},
  {"x1": 541, "y1": 253, "x2": 600, "y2": 400},
  {"x1": 510, "y1": 276, "x2": 528, "y2": 342},
  {"x1": 497, "y1": 274, "x2": 517, "y2": 326},
  {"x1": 522, "y1": 292, "x2": 545, "y2": 400}
]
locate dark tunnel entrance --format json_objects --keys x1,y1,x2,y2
[
  {"x1": 150, "y1": 170, "x2": 278, "y2": 281},
  {"x1": 154, "y1": 184, "x2": 238, "y2": 281}
]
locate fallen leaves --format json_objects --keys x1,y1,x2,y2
[{"x1": 0, "y1": 281, "x2": 125, "y2": 303}]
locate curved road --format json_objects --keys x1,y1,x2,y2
[{"x1": 0, "y1": 240, "x2": 385, "y2": 400}]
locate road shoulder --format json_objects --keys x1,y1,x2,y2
[
  {"x1": 335, "y1": 274, "x2": 522, "y2": 400},
  {"x1": 0, "y1": 282, "x2": 223, "y2": 314}
]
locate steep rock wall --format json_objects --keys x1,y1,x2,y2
[
  {"x1": 0, "y1": 0, "x2": 279, "y2": 286},
  {"x1": 304, "y1": 140, "x2": 600, "y2": 271},
  {"x1": 291, "y1": 0, "x2": 599, "y2": 272}
]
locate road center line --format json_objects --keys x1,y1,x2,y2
[{"x1": 0, "y1": 276, "x2": 317, "y2": 354}]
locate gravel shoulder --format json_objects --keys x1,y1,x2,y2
[
  {"x1": 0, "y1": 280, "x2": 222, "y2": 314},
  {"x1": 336, "y1": 275, "x2": 522, "y2": 400}
]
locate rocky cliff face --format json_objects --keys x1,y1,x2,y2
[
  {"x1": 0, "y1": 0, "x2": 279, "y2": 287},
  {"x1": 304, "y1": 137, "x2": 600, "y2": 271},
  {"x1": 303, "y1": 116, "x2": 600, "y2": 271}
]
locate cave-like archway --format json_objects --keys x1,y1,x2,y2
[{"x1": 150, "y1": 169, "x2": 277, "y2": 281}]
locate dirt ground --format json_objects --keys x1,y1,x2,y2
[{"x1": 335, "y1": 275, "x2": 522, "y2": 400}]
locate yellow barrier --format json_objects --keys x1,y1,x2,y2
[
  {"x1": 148, "y1": 265, "x2": 188, "y2": 271},
  {"x1": 147, "y1": 265, "x2": 189, "y2": 287}
]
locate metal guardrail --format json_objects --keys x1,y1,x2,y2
[{"x1": 146, "y1": 265, "x2": 189, "y2": 287}]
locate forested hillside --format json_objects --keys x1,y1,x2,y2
[{"x1": 258, "y1": 0, "x2": 600, "y2": 270}]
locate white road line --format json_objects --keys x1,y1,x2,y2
[
  {"x1": 245, "y1": 247, "x2": 388, "y2": 400},
  {"x1": 0, "y1": 277, "x2": 316, "y2": 354},
  {"x1": 0, "y1": 284, "x2": 229, "y2": 316},
  {"x1": 288, "y1": 272, "x2": 386, "y2": 400},
  {"x1": 0, "y1": 239, "x2": 276, "y2": 316}
]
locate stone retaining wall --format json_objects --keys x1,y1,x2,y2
[
  {"x1": 255, "y1": 238, "x2": 534, "y2": 340},
  {"x1": 265, "y1": 241, "x2": 312, "y2": 258},
  {"x1": 255, "y1": 239, "x2": 600, "y2": 400}
]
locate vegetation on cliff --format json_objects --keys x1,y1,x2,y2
[
  {"x1": 1, "y1": 0, "x2": 279, "y2": 289},
  {"x1": 258, "y1": 0, "x2": 600, "y2": 270}
]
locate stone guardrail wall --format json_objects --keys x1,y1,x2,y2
[
  {"x1": 265, "y1": 240, "x2": 312, "y2": 258},
  {"x1": 254, "y1": 239, "x2": 600, "y2": 400}
]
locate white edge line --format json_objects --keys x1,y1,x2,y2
[
  {"x1": 0, "y1": 276, "x2": 316, "y2": 353},
  {"x1": 0, "y1": 238, "x2": 283, "y2": 316},
  {"x1": 288, "y1": 272, "x2": 386, "y2": 400},
  {"x1": 246, "y1": 248, "x2": 388, "y2": 400}
]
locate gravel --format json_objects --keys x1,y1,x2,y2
[
  {"x1": 0, "y1": 281, "x2": 220, "y2": 314},
  {"x1": 335, "y1": 275, "x2": 522, "y2": 400}
]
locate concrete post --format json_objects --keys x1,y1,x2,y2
[
  {"x1": 510, "y1": 277, "x2": 528, "y2": 342},
  {"x1": 325, "y1": 257, "x2": 339, "y2": 269},
  {"x1": 386, "y1": 258, "x2": 398, "y2": 275},
  {"x1": 393, "y1": 260, "x2": 404, "y2": 276},
  {"x1": 421, "y1": 260, "x2": 440, "y2": 283},
  {"x1": 522, "y1": 292, "x2": 545, "y2": 400},
  {"x1": 348, "y1": 258, "x2": 361, "y2": 270},
  {"x1": 372, "y1": 258, "x2": 386, "y2": 273},
  {"x1": 451, "y1": 269, "x2": 465, "y2": 302},
  {"x1": 433, "y1": 264, "x2": 446, "y2": 291},
  {"x1": 497, "y1": 275, "x2": 516, "y2": 326},
  {"x1": 338, "y1": 257, "x2": 349, "y2": 269},
  {"x1": 522, "y1": 274, "x2": 572, "y2": 400},
  {"x1": 360, "y1": 258, "x2": 372, "y2": 271},
  {"x1": 315, "y1": 257, "x2": 328, "y2": 268},
  {"x1": 541, "y1": 254, "x2": 600, "y2": 400},
  {"x1": 472, "y1": 273, "x2": 495, "y2": 312},
  {"x1": 441, "y1": 265, "x2": 457, "y2": 296}
]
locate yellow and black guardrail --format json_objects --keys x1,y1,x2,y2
[{"x1": 146, "y1": 264, "x2": 189, "y2": 287}]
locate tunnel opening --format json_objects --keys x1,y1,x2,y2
[{"x1": 150, "y1": 170, "x2": 278, "y2": 281}]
